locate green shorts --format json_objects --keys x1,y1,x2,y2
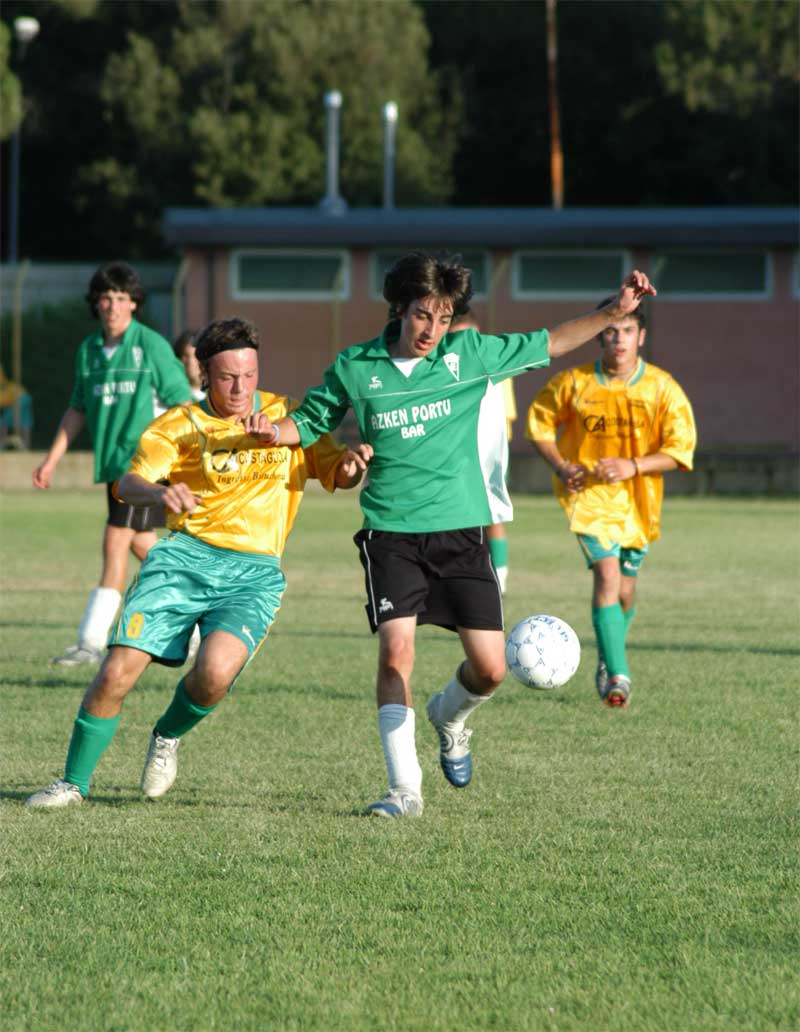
[
  {"x1": 576, "y1": 533, "x2": 649, "y2": 577},
  {"x1": 110, "y1": 532, "x2": 286, "y2": 667}
]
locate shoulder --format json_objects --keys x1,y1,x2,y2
[
  {"x1": 643, "y1": 362, "x2": 686, "y2": 391},
  {"x1": 131, "y1": 321, "x2": 171, "y2": 351},
  {"x1": 257, "y1": 390, "x2": 292, "y2": 420}
]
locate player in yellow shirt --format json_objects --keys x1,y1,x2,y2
[
  {"x1": 27, "y1": 317, "x2": 372, "y2": 809},
  {"x1": 526, "y1": 300, "x2": 696, "y2": 708}
]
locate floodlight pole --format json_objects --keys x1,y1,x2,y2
[
  {"x1": 546, "y1": 0, "x2": 563, "y2": 210},
  {"x1": 383, "y1": 101, "x2": 398, "y2": 210},
  {"x1": 7, "y1": 16, "x2": 40, "y2": 264},
  {"x1": 319, "y1": 90, "x2": 347, "y2": 216}
]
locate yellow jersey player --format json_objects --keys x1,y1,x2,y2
[
  {"x1": 26, "y1": 317, "x2": 372, "y2": 809},
  {"x1": 526, "y1": 300, "x2": 696, "y2": 709}
]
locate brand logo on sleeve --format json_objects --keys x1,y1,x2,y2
[
  {"x1": 368, "y1": 375, "x2": 383, "y2": 390},
  {"x1": 444, "y1": 354, "x2": 460, "y2": 381}
]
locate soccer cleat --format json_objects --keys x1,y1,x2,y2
[
  {"x1": 140, "y1": 732, "x2": 180, "y2": 798},
  {"x1": 601, "y1": 674, "x2": 632, "y2": 709},
  {"x1": 366, "y1": 789, "x2": 424, "y2": 818},
  {"x1": 595, "y1": 660, "x2": 609, "y2": 698},
  {"x1": 52, "y1": 644, "x2": 104, "y2": 667},
  {"x1": 426, "y1": 693, "x2": 473, "y2": 788},
  {"x1": 25, "y1": 778, "x2": 83, "y2": 810}
]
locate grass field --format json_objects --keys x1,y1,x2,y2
[{"x1": 1, "y1": 488, "x2": 798, "y2": 1031}]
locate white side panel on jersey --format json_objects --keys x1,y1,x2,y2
[{"x1": 477, "y1": 380, "x2": 513, "y2": 524}]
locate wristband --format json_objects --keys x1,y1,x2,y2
[
  {"x1": 270, "y1": 423, "x2": 281, "y2": 446},
  {"x1": 631, "y1": 456, "x2": 641, "y2": 476}
]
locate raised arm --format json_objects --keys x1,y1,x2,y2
[{"x1": 547, "y1": 270, "x2": 656, "y2": 358}]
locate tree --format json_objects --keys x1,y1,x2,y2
[
  {"x1": 74, "y1": 0, "x2": 459, "y2": 253},
  {"x1": 0, "y1": 21, "x2": 23, "y2": 140}
]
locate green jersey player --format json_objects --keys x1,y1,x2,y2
[
  {"x1": 260, "y1": 252, "x2": 656, "y2": 817},
  {"x1": 33, "y1": 262, "x2": 191, "y2": 666}
]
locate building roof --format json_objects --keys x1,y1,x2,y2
[{"x1": 163, "y1": 206, "x2": 798, "y2": 249}]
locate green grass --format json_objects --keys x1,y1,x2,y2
[{"x1": 1, "y1": 489, "x2": 798, "y2": 1031}]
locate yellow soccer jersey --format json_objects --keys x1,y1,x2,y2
[
  {"x1": 127, "y1": 390, "x2": 347, "y2": 556},
  {"x1": 526, "y1": 359, "x2": 696, "y2": 548}
]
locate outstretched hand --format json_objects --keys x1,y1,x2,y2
[{"x1": 616, "y1": 270, "x2": 656, "y2": 315}]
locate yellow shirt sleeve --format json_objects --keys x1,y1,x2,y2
[{"x1": 525, "y1": 370, "x2": 574, "y2": 443}]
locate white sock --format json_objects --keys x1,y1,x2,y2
[
  {"x1": 435, "y1": 667, "x2": 493, "y2": 727},
  {"x1": 377, "y1": 704, "x2": 422, "y2": 796},
  {"x1": 77, "y1": 587, "x2": 122, "y2": 651}
]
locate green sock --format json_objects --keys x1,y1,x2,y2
[
  {"x1": 592, "y1": 604, "x2": 630, "y2": 679},
  {"x1": 64, "y1": 707, "x2": 121, "y2": 798},
  {"x1": 154, "y1": 677, "x2": 217, "y2": 739},
  {"x1": 623, "y1": 605, "x2": 636, "y2": 639},
  {"x1": 489, "y1": 538, "x2": 508, "y2": 569}
]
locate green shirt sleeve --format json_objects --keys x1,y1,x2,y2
[
  {"x1": 292, "y1": 359, "x2": 352, "y2": 448},
  {"x1": 148, "y1": 333, "x2": 191, "y2": 407}
]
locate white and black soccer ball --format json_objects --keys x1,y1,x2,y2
[{"x1": 505, "y1": 614, "x2": 581, "y2": 690}]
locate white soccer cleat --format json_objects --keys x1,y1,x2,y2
[
  {"x1": 140, "y1": 732, "x2": 180, "y2": 798},
  {"x1": 52, "y1": 644, "x2": 104, "y2": 667},
  {"x1": 25, "y1": 778, "x2": 83, "y2": 809},
  {"x1": 366, "y1": 789, "x2": 424, "y2": 818},
  {"x1": 601, "y1": 674, "x2": 632, "y2": 709},
  {"x1": 426, "y1": 692, "x2": 473, "y2": 788}
]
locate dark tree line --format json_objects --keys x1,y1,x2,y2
[{"x1": 1, "y1": 0, "x2": 797, "y2": 261}]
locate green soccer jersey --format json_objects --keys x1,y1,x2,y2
[
  {"x1": 292, "y1": 321, "x2": 550, "y2": 532},
  {"x1": 69, "y1": 319, "x2": 190, "y2": 482}
]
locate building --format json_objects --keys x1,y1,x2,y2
[{"x1": 164, "y1": 206, "x2": 799, "y2": 492}]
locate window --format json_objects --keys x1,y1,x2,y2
[
  {"x1": 371, "y1": 250, "x2": 489, "y2": 298},
  {"x1": 232, "y1": 250, "x2": 349, "y2": 300},
  {"x1": 512, "y1": 251, "x2": 630, "y2": 299},
  {"x1": 651, "y1": 251, "x2": 771, "y2": 299}
]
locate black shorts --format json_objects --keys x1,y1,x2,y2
[
  {"x1": 106, "y1": 483, "x2": 166, "y2": 532},
  {"x1": 354, "y1": 527, "x2": 503, "y2": 634}
]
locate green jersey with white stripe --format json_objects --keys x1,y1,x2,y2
[
  {"x1": 292, "y1": 321, "x2": 550, "y2": 532},
  {"x1": 69, "y1": 319, "x2": 190, "y2": 483}
]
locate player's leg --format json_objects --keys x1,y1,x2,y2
[
  {"x1": 55, "y1": 487, "x2": 139, "y2": 666},
  {"x1": 140, "y1": 543, "x2": 285, "y2": 799},
  {"x1": 130, "y1": 528, "x2": 157, "y2": 563},
  {"x1": 486, "y1": 521, "x2": 509, "y2": 594},
  {"x1": 590, "y1": 555, "x2": 632, "y2": 707},
  {"x1": 354, "y1": 530, "x2": 428, "y2": 817},
  {"x1": 26, "y1": 645, "x2": 152, "y2": 808},
  {"x1": 424, "y1": 530, "x2": 505, "y2": 787},
  {"x1": 365, "y1": 616, "x2": 424, "y2": 816}
]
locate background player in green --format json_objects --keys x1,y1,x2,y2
[
  {"x1": 527, "y1": 300, "x2": 696, "y2": 708},
  {"x1": 259, "y1": 251, "x2": 656, "y2": 817},
  {"x1": 26, "y1": 317, "x2": 371, "y2": 809},
  {"x1": 32, "y1": 261, "x2": 191, "y2": 666}
]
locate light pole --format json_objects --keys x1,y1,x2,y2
[
  {"x1": 7, "y1": 15, "x2": 40, "y2": 265},
  {"x1": 382, "y1": 101, "x2": 398, "y2": 210}
]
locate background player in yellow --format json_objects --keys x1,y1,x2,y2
[
  {"x1": 527, "y1": 301, "x2": 696, "y2": 708},
  {"x1": 26, "y1": 317, "x2": 372, "y2": 809}
]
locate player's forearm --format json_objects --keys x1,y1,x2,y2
[
  {"x1": 44, "y1": 408, "x2": 85, "y2": 465},
  {"x1": 636, "y1": 452, "x2": 678, "y2": 475},
  {"x1": 117, "y1": 472, "x2": 166, "y2": 507},
  {"x1": 547, "y1": 302, "x2": 623, "y2": 358},
  {"x1": 533, "y1": 439, "x2": 567, "y2": 472},
  {"x1": 274, "y1": 416, "x2": 301, "y2": 446}
]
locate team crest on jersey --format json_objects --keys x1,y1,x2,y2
[
  {"x1": 368, "y1": 375, "x2": 383, "y2": 390},
  {"x1": 132, "y1": 346, "x2": 143, "y2": 369},
  {"x1": 444, "y1": 353, "x2": 460, "y2": 381}
]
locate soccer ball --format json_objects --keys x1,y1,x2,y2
[{"x1": 505, "y1": 614, "x2": 581, "y2": 690}]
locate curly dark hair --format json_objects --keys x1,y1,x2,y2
[
  {"x1": 86, "y1": 261, "x2": 145, "y2": 319},
  {"x1": 172, "y1": 329, "x2": 198, "y2": 360},
  {"x1": 194, "y1": 317, "x2": 260, "y2": 364},
  {"x1": 383, "y1": 251, "x2": 473, "y2": 320}
]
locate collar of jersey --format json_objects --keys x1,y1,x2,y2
[
  {"x1": 88, "y1": 318, "x2": 139, "y2": 350},
  {"x1": 200, "y1": 389, "x2": 262, "y2": 419},
  {"x1": 594, "y1": 357, "x2": 645, "y2": 387}
]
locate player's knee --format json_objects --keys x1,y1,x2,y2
[
  {"x1": 379, "y1": 638, "x2": 415, "y2": 678},
  {"x1": 90, "y1": 654, "x2": 137, "y2": 703},
  {"x1": 465, "y1": 657, "x2": 506, "y2": 693}
]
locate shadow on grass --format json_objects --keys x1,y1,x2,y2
[{"x1": 624, "y1": 640, "x2": 800, "y2": 658}]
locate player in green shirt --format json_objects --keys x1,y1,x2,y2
[
  {"x1": 261, "y1": 252, "x2": 656, "y2": 817},
  {"x1": 33, "y1": 261, "x2": 191, "y2": 667}
]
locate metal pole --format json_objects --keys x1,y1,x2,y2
[
  {"x1": 8, "y1": 129, "x2": 20, "y2": 264},
  {"x1": 320, "y1": 90, "x2": 346, "y2": 214},
  {"x1": 383, "y1": 102, "x2": 398, "y2": 210},
  {"x1": 546, "y1": 0, "x2": 563, "y2": 209}
]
